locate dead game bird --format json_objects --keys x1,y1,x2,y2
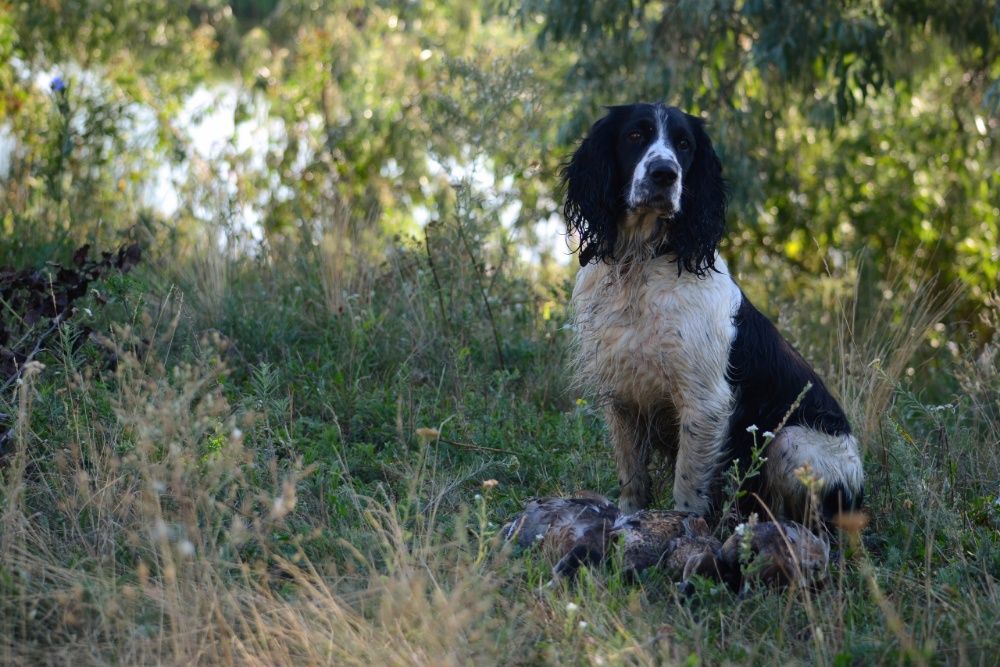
[
  {"x1": 503, "y1": 493, "x2": 619, "y2": 578},
  {"x1": 720, "y1": 519, "x2": 830, "y2": 589},
  {"x1": 611, "y1": 510, "x2": 721, "y2": 578},
  {"x1": 683, "y1": 519, "x2": 830, "y2": 593}
]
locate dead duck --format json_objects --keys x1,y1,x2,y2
[
  {"x1": 681, "y1": 518, "x2": 830, "y2": 593},
  {"x1": 502, "y1": 493, "x2": 619, "y2": 578},
  {"x1": 611, "y1": 510, "x2": 721, "y2": 579},
  {"x1": 719, "y1": 519, "x2": 830, "y2": 589},
  {"x1": 504, "y1": 501, "x2": 725, "y2": 582}
]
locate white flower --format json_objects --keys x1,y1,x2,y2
[
  {"x1": 565, "y1": 602, "x2": 579, "y2": 613},
  {"x1": 474, "y1": 494, "x2": 482, "y2": 501},
  {"x1": 152, "y1": 519, "x2": 169, "y2": 540},
  {"x1": 762, "y1": 430, "x2": 775, "y2": 439},
  {"x1": 746, "y1": 424, "x2": 759, "y2": 433},
  {"x1": 578, "y1": 620, "x2": 588, "y2": 629}
]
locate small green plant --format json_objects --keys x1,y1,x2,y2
[
  {"x1": 717, "y1": 382, "x2": 814, "y2": 531},
  {"x1": 717, "y1": 427, "x2": 773, "y2": 532}
]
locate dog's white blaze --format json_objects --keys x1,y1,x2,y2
[
  {"x1": 626, "y1": 109, "x2": 683, "y2": 212},
  {"x1": 572, "y1": 253, "x2": 741, "y2": 514}
]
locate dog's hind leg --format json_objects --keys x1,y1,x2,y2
[{"x1": 763, "y1": 425, "x2": 864, "y2": 524}]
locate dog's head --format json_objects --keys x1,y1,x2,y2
[{"x1": 562, "y1": 104, "x2": 726, "y2": 275}]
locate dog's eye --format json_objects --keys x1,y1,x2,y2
[
  {"x1": 676, "y1": 138, "x2": 691, "y2": 151},
  {"x1": 626, "y1": 130, "x2": 643, "y2": 143}
]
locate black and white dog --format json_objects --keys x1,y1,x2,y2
[{"x1": 564, "y1": 103, "x2": 863, "y2": 523}]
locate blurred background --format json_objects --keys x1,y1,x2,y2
[{"x1": 2, "y1": 1, "x2": 996, "y2": 317}]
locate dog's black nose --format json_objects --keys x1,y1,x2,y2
[{"x1": 648, "y1": 160, "x2": 679, "y2": 186}]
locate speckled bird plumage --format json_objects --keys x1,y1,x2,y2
[
  {"x1": 502, "y1": 493, "x2": 619, "y2": 578},
  {"x1": 611, "y1": 509, "x2": 719, "y2": 577},
  {"x1": 718, "y1": 519, "x2": 830, "y2": 589},
  {"x1": 503, "y1": 496, "x2": 831, "y2": 591}
]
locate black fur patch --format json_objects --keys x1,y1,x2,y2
[
  {"x1": 561, "y1": 111, "x2": 623, "y2": 266},
  {"x1": 821, "y1": 483, "x2": 864, "y2": 521},
  {"x1": 723, "y1": 292, "x2": 857, "y2": 515}
]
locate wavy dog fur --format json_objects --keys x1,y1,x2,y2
[
  {"x1": 564, "y1": 103, "x2": 864, "y2": 523},
  {"x1": 563, "y1": 105, "x2": 724, "y2": 275}
]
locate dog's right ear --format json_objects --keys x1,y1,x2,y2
[{"x1": 562, "y1": 113, "x2": 621, "y2": 266}]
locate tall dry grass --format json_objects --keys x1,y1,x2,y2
[
  {"x1": 0, "y1": 295, "x2": 525, "y2": 666},
  {"x1": 832, "y1": 267, "x2": 964, "y2": 457},
  {"x1": 2, "y1": 229, "x2": 997, "y2": 665}
]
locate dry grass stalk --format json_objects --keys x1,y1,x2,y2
[{"x1": 834, "y1": 264, "x2": 963, "y2": 454}]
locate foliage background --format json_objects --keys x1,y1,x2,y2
[
  {"x1": 1, "y1": 1, "x2": 999, "y2": 664},
  {"x1": 4, "y1": 1, "x2": 997, "y2": 303}
]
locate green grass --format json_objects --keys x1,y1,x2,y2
[{"x1": 1, "y1": 215, "x2": 999, "y2": 666}]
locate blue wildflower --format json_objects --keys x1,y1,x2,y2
[{"x1": 50, "y1": 76, "x2": 66, "y2": 93}]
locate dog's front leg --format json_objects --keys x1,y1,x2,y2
[
  {"x1": 673, "y1": 393, "x2": 732, "y2": 516},
  {"x1": 607, "y1": 405, "x2": 651, "y2": 514}
]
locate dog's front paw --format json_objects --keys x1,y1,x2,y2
[
  {"x1": 619, "y1": 485, "x2": 653, "y2": 515},
  {"x1": 672, "y1": 486, "x2": 711, "y2": 516},
  {"x1": 619, "y1": 495, "x2": 646, "y2": 516},
  {"x1": 618, "y1": 470, "x2": 653, "y2": 514}
]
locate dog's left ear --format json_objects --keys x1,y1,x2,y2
[
  {"x1": 562, "y1": 113, "x2": 622, "y2": 266},
  {"x1": 673, "y1": 114, "x2": 727, "y2": 276}
]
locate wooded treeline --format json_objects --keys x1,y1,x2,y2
[{"x1": 2, "y1": 1, "x2": 997, "y2": 314}]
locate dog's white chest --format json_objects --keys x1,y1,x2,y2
[{"x1": 571, "y1": 256, "x2": 741, "y2": 412}]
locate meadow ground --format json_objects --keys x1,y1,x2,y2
[{"x1": 1, "y1": 215, "x2": 998, "y2": 666}]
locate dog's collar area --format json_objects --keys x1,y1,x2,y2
[
  {"x1": 653, "y1": 216, "x2": 676, "y2": 259},
  {"x1": 654, "y1": 241, "x2": 676, "y2": 258}
]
